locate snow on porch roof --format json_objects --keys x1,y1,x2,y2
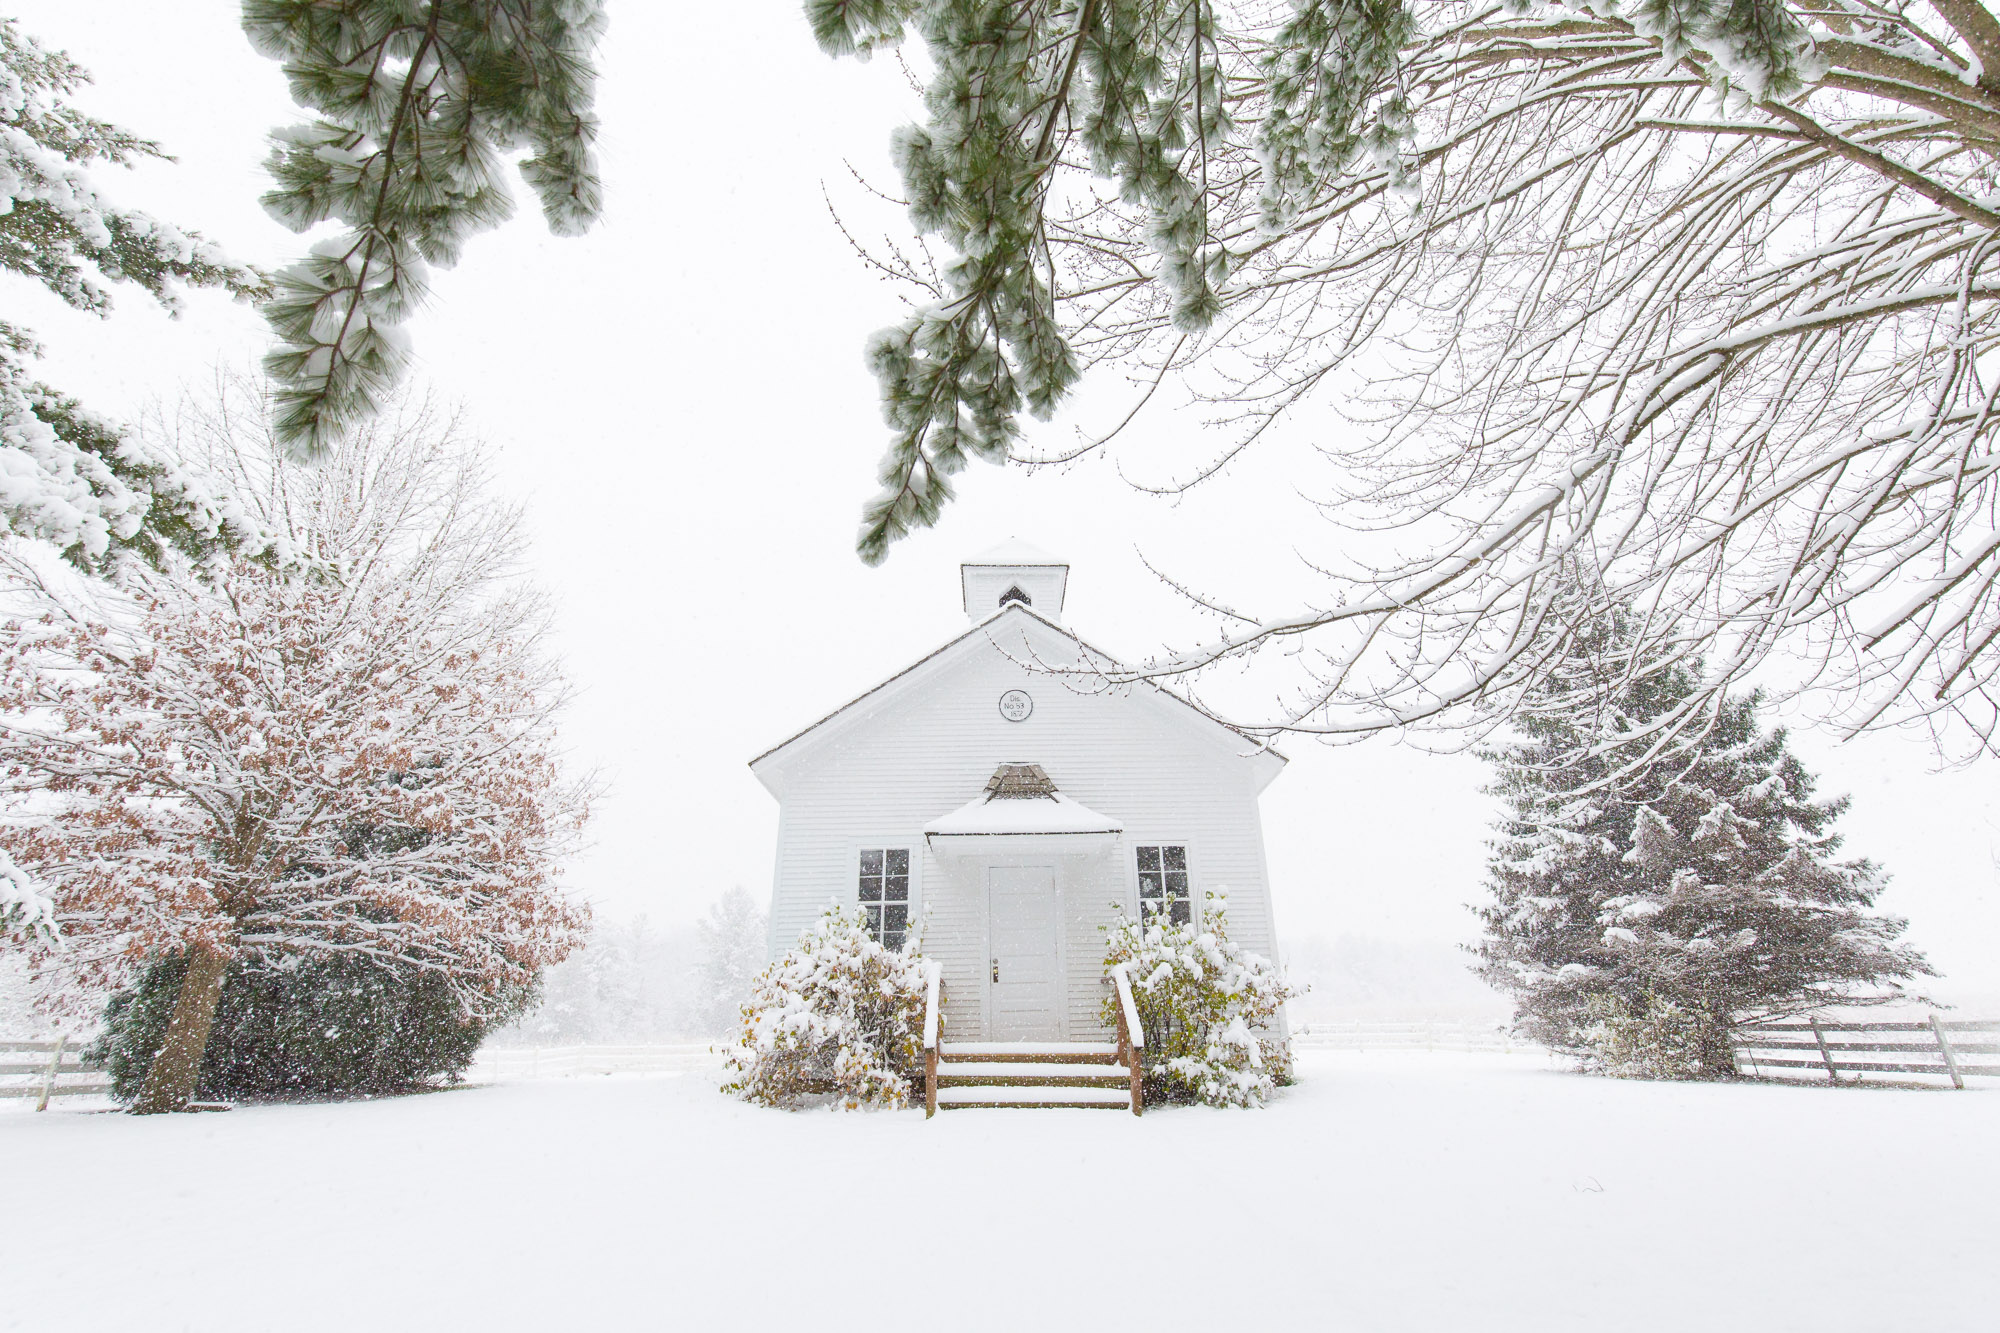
[{"x1": 925, "y1": 764, "x2": 1124, "y2": 840}]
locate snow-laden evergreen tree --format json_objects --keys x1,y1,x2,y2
[
  {"x1": 242, "y1": 1, "x2": 606, "y2": 456},
  {"x1": 0, "y1": 20, "x2": 269, "y2": 571},
  {"x1": 694, "y1": 887, "x2": 767, "y2": 1036},
  {"x1": 812, "y1": 1, "x2": 2000, "y2": 756},
  {"x1": 1475, "y1": 609, "x2": 1933, "y2": 1079}
]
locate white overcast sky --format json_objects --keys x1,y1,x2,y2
[{"x1": 12, "y1": 2, "x2": 1999, "y2": 997}]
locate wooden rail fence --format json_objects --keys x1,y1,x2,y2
[
  {"x1": 1733, "y1": 1017, "x2": 2000, "y2": 1089},
  {"x1": 1290, "y1": 1020, "x2": 1519, "y2": 1053},
  {"x1": 1, "y1": 1037, "x2": 110, "y2": 1108},
  {"x1": 469, "y1": 1043, "x2": 723, "y2": 1081}
]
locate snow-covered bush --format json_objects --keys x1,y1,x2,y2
[
  {"x1": 90, "y1": 947, "x2": 532, "y2": 1102},
  {"x1": 1581, "y1": 991, "x2": 1716, "y2": 1081},
  {"x1": 721, "y1": 905, "x2": 928, "y2": 1111},
  {"x1": 1102, "y1": 892, "x2": 1298, "y2": 1108}
]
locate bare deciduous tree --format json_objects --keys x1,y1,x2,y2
[{"x1": 820, "y1": 1, "x2": 2000, "y2": 757}]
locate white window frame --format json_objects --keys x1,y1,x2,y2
[
  {"x1": 853, "y1": 842, "x2": 918, "y2": 950},
  {"x1": 1132, "y1": 841, "x2": 1196, "y2": 926}
]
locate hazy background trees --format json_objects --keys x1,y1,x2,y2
[{"x1": 496, "y1": 889, "x2": 769, "y2": 1044}]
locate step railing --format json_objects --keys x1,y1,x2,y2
[
  {"x1": 922, "y1": 960, "x2": 943, "y2": 1119},
  {"x1": 1110, "y1": 963, "x2": 1144, "y2": 1117}
]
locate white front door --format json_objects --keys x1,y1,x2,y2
[{"x1": 987, "y1": 866, "x2": 1061, "y2": 1041}]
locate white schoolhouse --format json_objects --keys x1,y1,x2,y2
[{"x1": 749, "y1": 542, "x2": 1288, "y2": 1071}]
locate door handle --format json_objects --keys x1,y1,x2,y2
[{"x1": 991, "y1": 957, "x2": 1000, "y2": 984}]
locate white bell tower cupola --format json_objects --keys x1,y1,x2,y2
[{"x1": 961, "y1": 539, "x2": 1069, "y2": 623}]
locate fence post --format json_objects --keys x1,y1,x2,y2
[
  {"x1": 34, "y1": 1034, "x2": 66, "y2": 1113},
  {"x1": 1809, "y1": 1018, "x2": 1839, "y2": 1083},
  {"x1": 1929, "y1": 1014, "x2": 1966, "y2": 1090}
]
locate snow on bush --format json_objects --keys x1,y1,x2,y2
[
  {"x1": 1581, "y1": 990, "x2": 1718, "y2": 1081},
  {"x1": 721, "y1": 904, "x2": 927, "y2": 1111},
  {"x1": 1103, "y1": 892, "x2": 1298, "y2": 1108}
]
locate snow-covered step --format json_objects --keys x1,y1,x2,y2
[
  {"x1": 936, "y1": 1040, "x2": 1120, "y2": 1064},
  {"x1": 934, "y1": 1061, "x2": 1130, "y2": 1087},
  {"x1": 936, "y1": 1084, "x2": 1134, "y2": 1109}
]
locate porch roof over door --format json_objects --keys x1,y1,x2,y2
[{"x1": 924, "y1": 763, "x2": 1123, "y2": 856}]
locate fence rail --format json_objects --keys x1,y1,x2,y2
[
  {"x1": 1733, "y1": 1017, "x2": 2000, "y2": 1089},
  {"x1": 1289, "y1": 1021, "x2": 1519, "y2": 1053},
  {"x1": 0, "y1": 1037, "x2": 110, "y2": 1107},
  {"x1": 470, "y1": 1043, "x2": 724, "y2": 1081}
]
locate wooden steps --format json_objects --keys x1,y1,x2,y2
[
  {"x1": 936, "y1": 1085, "x2": 1132, "y2": 1109},
  {"x1": 928, "y1": 1041, "x2": 1137, "y2": 1112},
  {"x1": 937, "y1": 1040, "x2": 1119, "y2": 1063}
]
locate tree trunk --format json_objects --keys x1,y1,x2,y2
[
  {"x1": 129, "y1": 944, "x2": 231, "y2": 1114},
  {"x1": 1698, "y1": 1009, "x2": 1737, "y2": 1080}
]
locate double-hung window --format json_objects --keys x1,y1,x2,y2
[
  {"x1": 1136, "y1": 844, "x2": 1191, "y2": 925},
  {"x1": 858, "y1": 848, "x2": 911, "y2": 949}
]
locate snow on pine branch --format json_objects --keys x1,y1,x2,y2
[
  {"x1": 0, "y1": 20, "x2": 270, "y2": 572},
  {"x1": 245, "y1": 0, "x2": 607, "y2": 458},
  {"x1": 824, "y1": 0, "x2": 2000, "y2": 757}
]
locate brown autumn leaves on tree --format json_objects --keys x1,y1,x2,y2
[{"x1": 0, "y1": 393, "x2": 590, "y2": 1112}]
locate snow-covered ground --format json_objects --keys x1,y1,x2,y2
[{"x1": 5, "y1": 1051, "x2": 1994, "y2": 1332}]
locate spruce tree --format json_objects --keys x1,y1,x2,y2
[{"x1": 1475, "y1": 616, "x2": 1933, "y2": 1078}]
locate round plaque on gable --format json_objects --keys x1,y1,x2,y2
[{"x1": 998, "y1": 689, "x2": 1034, "y2": 722}]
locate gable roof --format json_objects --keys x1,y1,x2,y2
[{"x1": 747, "y1": 603, "x2": 1285, "y2": 783}]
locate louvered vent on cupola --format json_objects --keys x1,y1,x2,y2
[{"x1": 961, "y1": 539, "x2": 1068, "y2": 622}]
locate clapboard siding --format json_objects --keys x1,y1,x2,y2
[{"x1": 756, "y1": 611, "x2": 1283, "y2": 1040}]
